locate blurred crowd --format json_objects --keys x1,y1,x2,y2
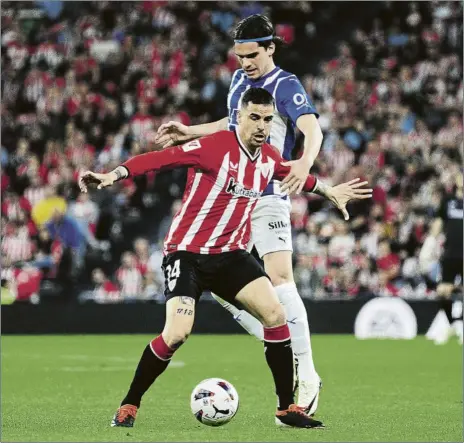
[
  {"x1": 292, "y1": 1, "x2": 463, "y2": 299},
  {"x1": 1, "y1": 1, "x2": 462, "y2": 304}
]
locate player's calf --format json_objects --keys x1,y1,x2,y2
[
  {"x1": 235, "y1": 278, "x2": 296, "y2": 407},
  {"x1": 111, "y1": 335, "x2": 185, "y2": 428},
  {"x1": 112, "y1": 297, "x2": 195, "y2": 427},
  {"x1": 262, "y1": 324, "x2": 295, "y2": 409},
  {"x1": 265, "y1": 253, "x2": 320, "y2": 414}
]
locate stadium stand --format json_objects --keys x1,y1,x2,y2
[{"x1": 1, "y1": 1, "x2": 462, "y2": 303}]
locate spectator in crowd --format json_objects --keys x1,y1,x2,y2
[
  {"x1": 376, "y1": 240, "x2": 401, "y2": 283},
  {"x1": 116, "y1": 251, "x2": 143, "y2": 301},
  {"x1": 46, "y1": 208, "x2": 86, "y2": 271},
  {"x1": 419, "y1": 218, "x2": 443, "y2": 286},
  {"x1": 68, "y1": 192, "x2": 100, "y2": 248},
  {"x1": 1, "y1": 253, "x2": 42, "y2": 303},
  {"x1": 30, "y1": 226, "x2": 62, "y2": 274},
  {"x1": 328, "y1": 221, "x2": 356, "y2": 264},
  {"x1": 91, "y1": 268, "x2": 122, "y2": 304},
  {"x1": 133, "y1": 237, "x2": 150, "y2": 276},
  {"x1": 1, "y1": 222, "x2": 34, "y2": 264}
]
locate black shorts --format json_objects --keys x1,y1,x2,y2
[
  {"x1": 161, "y1": 249, "x2": 268, "y2": 303},
  {"x1": 441, "y1": 257, "x2": 463, "y2": 285}
]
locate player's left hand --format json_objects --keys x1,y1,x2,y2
[
  {"x1": 79, "y1": 171, "x2": 117, "y2": 193},
  {"x1": 280, "y1": 157, "x2": 314, "y2": 195},
  {"x1": 327, "y1": 178, "x2": 373, "y2": 221}
]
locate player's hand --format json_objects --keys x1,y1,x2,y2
[
  {"x1": 155, "y1": 121, "x2": 192, "y2": 149},
  {"x1": 326, "y1": 178, "x2": 373, "y2": 221},
  {"x1": 280, "y1": 157, "x2": 314, "y2": 195},
  {"x1": 79, "y1": 171, "x2": 117, "y2": 193}
]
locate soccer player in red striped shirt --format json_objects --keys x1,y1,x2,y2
[{"x1": 80, "y1": 88, "x2": 372, "y2": 429}]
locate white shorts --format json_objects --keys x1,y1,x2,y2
[{"x1": 248, "y1": 195, "x2": 293, "y2": 258}]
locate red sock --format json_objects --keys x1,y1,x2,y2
[
  {"x1": 150, "y1": 335, "x2": 175, "y2": 361},
  {"x1": 263, "y1": 324, "x2": 294, "y2": 410},
  {"x1": 122, "y1": 337, "x2": 174, "y2": 407},
  {"x1": 264, "y1": 324, "x2": 291, "y2": 343}
]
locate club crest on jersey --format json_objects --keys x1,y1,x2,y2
[{"x1": 226, "y1": 177, "x2": 262, "y2": 199}]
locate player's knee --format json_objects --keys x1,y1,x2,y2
[
  {"x1": 261, "y1": 303, "x2": 286, "y2": 328},
  {"x1": 163, "y1": 329, "x2": 191, "y2": 348},
  {"x1": 266, "y1": 268, "x2": 293, "y2": 287}
]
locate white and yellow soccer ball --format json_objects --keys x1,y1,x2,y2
[{"x1": 190, "y1": 378, "x2": 239, "y2": 426}]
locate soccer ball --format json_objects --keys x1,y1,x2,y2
[{"x1": 190, "y1": 378, "x2": 239, "y2": 426}]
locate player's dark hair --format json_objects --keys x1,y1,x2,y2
[
  {"x1": 233, "y1": 14, "x2": 285, "y2": 51},
  {"x1": 241, "y1": 88, "x2": 275, "y2": 109}
]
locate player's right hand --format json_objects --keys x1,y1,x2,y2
[
  {"x1": 155, "y1": 121, "x2": 192, "y2": 149},
  {"x1": 326, "y1": 178, "x2": 372, "y2": 221},
  {"x1": 79, "y1": 171, "x2": 117, "y2": 193}
]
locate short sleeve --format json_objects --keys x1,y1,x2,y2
[{"x1": 275, "y1": 76, "x2": 319, "y2": 124}]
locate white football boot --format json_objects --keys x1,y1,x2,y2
[{"x1": 298, "y1": 376, "x2": 322, "y2": 416}]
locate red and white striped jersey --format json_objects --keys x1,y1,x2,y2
[
  {"x1": 6, "y1": 42, "x2": 30, "y2": 70},
  {"x1": 1, "y1": 197, "x2": 32, "y2": 221},
  {"x1": 326, "y1": 148, "x2": 354, "y2": 175},
  {"x1": 123, "y1": 130, "x2": 317, "y2": 255},
  {"x1": 116, "y1": 267, "x2": 143, "y2": 298},
  {"x1": 130, "y1": 113, "x2": 154, "y2": 141},
  {"x1": 1, "y1": 234, "x2": 34, "y2": 263},
  {"x1": 24, "y1": 71, "x2": 52, "y2": 103},
  {"x1": 31, "y1": 42, "x2": 63, "y2": 68},
  {"x1": 24, "y1": 185, "x2": 47, "y2": 207}
]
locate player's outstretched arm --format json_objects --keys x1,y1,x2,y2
[
  {"x1": 79, "y1": 139, "x2": 210, "y2": 193},
  {"x1": 154, "y1": 117, "x2": 228, "y2": 149},
  {"x1": 311, "y1": 178, "x2": 373, "y2": 221},
  {"x1": 273, "y1": 162, "x2": 372, "y2": 220}
]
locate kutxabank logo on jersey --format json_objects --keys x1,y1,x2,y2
[{"x1": 226, "y1": 177, "x2": 262, "y2": 199}]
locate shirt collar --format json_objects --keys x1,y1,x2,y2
[{"x1": 234, "y1": 130, "x2": 261, "y2": 162}]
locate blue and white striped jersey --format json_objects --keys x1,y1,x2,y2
[{"x1": 227, "y1": 66, "x2": 318, "y2": 196}]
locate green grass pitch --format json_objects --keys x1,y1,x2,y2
[{"x1": 2, "y1": 334, "x2": 462, "y2": 442}]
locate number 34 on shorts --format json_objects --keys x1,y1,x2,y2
[
  {"x1": 161, "y1": 252, "x2": 203, "y2": 301},
  {"x1": 165, "y1": 259, "x2": 180, "y2": 291}
]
